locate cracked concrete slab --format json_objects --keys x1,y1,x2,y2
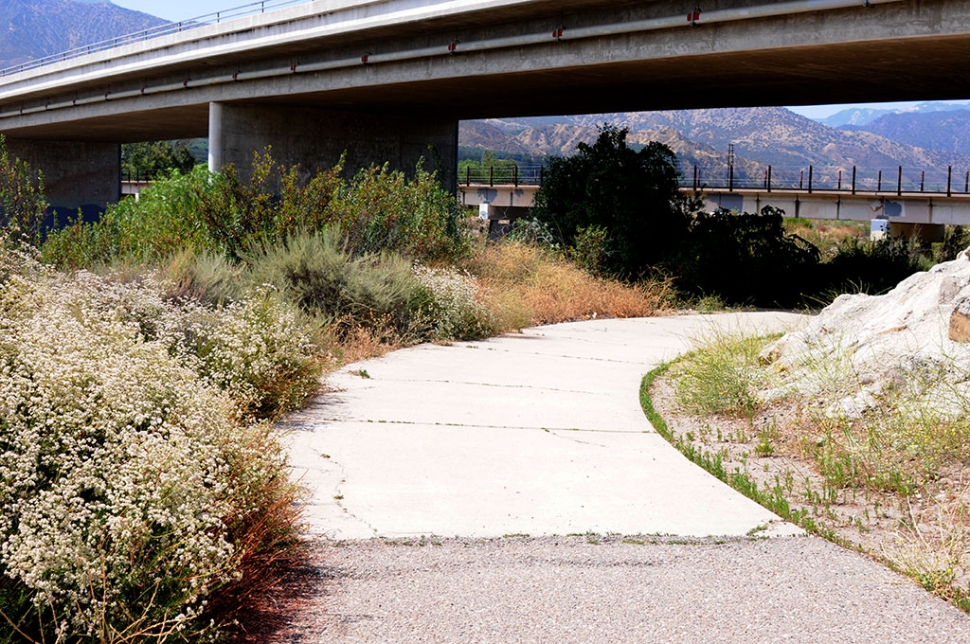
[{"x1": 284, "y1": 313, "x2": 807, "y2": 540}]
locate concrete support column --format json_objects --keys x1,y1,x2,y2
[
  {"x1": 6, "y1": 138, "x2": 121, "y2": 217},
  {"x1": 207, "y1": 103, "x2": 458, "y2": 191},
  {"x1": 208, "y1": 102, "x2": 224, "y2": 173}
]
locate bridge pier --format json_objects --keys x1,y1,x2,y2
[
  {"x1": 5, "y1": 138, "x2": 120, "y2": 217},
  {"x1": 208, "y1": 103, "x2": 458, "y2": 191}
]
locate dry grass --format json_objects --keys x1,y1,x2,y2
[
  {"x1": 466, "y1": 241, "x2": 673, "y2": 329},
  {"x1": 651, "y1": 330, "x2": 970, "y2": 612},
  {"x1": 784, "y1": 218, "x2": 867, "y2": 259}
]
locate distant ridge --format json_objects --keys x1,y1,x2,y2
[
  {"x1": 0, "y1": 0, "x2": 167, "y2": 69},
  {"x1": 461, "y1": 107, "x2": 969, "y2": 176}
]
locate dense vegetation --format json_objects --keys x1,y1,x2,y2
[
  {"x1": 529, "y1": 126, "x2": 940, "y2": 308},
  {"x1": 0, "y1": 140, "x2": 666, "y2": 642},
  {"x1": 121, "y1": 141, "x2": 199, "y2": 181}
]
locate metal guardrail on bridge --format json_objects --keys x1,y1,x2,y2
[
  {"x1": 462, "y1": 162, "x2": 970, "y2": 198},
  {"x1": 679, "y1": 162, "x2": 970, "y2": 197},
  {"x1": 0, "y1": 0, "x2": 313, "y2": 78}
]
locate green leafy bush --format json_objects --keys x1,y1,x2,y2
[
  {"x1": 0, "y1": 137, "x2": 47, "y2": 248},
  {"x1": 820, "y1": 235, "x2": 929, "y2": 297},
  {"x1": 531, "y1": 125, "x2": 693, "y2": 277},
  {"x1": 669, "y1": 206, "x2": 821, "y2": 307},
  {"x1": 43, "y1": 151, "x2": 467, "y2": 269}
]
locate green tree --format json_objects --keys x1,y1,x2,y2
[
  {"x1": 458, "y1": 150, "x2": 519, "y2": 184},
  {"x1": 0, "y1": 135, "x2": 48, "y2": 247},
  {"x1": 531, "y1": 125, "x2": 692, "y2": 277},
  {"x1": 122, "y1": 140, "x2": 197, "y2": 181}
]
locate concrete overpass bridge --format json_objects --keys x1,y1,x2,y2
[
  {"x1": 3, "y1": 0, "x2": 970, "y2": 212},
  {"x1": 459, "y1": 166, "x2": 970, "y2": 241}
]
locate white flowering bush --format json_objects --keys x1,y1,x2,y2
[
  {"x1": 412, "y1": 265, "x2": 495, "y2": 340},
  {"x1": 0, "y1": 248, "x2": 315, "y2": 643},
  {"x1": 179, "y1": 288, "x2": 323, "y2": 420}
]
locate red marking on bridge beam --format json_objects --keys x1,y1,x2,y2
[
  {"x1": 552, "y1": 26, "x2": 564, "y2": 40},
  {"x1": 448, "y1": 40, "x2": 459, "y2": 53},
  {"x1": 361, "y1": 53, "x2": 370, "y2": 65},
  {"x1": 290, "y1": 63, "x2": 298, "y2": 72}
]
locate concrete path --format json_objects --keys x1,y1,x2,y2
[
  {"x1": 285, "y1": 313, "x2": 805, "y2": 540},
  {"x1": 276, "y1": 313, "x2": 970, "y2": 643}
]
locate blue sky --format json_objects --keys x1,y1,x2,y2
[{"x1": 787, "y1": 100, "x2": 970, "y2": 119}]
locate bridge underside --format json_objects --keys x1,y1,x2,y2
[{"x1": 4, "y1": 0, "x2": 970, "y2": 210}]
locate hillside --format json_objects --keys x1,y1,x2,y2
[
  {"x1": 0, "y1": 0, "x2": 166, "y2": 69},
  {"x1": 844, "y1": 110, "x2": 970, "y2": 157},
  {"x1": 460, "y1": 107, "x2": 970, "y2": 188}
]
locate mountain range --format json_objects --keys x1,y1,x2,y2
[
  {"x1": 461, "y1": 106, "x2": 970, "y2": 187},
  {"x1": 0, "y1": 0, "x2": 166, "y2": 70},
  {"x1": 820, "y1": 102, "x2": 970, "y2": 128}
]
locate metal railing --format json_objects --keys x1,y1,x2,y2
[
  {"x1": 461, "y1": 165, "x2": 545, "y2": 187},
  {"x1": 0, "y1": 0, "x2": 313, "y2": 78},
  {"x1": 678, "y1": 162, "x2": 970, "y2": 197},
  {"x1": 461, "y1": 161, "x2": 970, "y2": 198}
]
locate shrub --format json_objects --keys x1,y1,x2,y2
[
  {"x1": 0, "y1": 136, "x2": 47, "y2": 248},
  {"x1": 0, "y1": 251, "x2": 314, "y2": 642},
  {"x1": 247, "y1": 230, "x2": 424, "y2": 339},
  {"x1": 332, "y1": 163, "x2": 468, "y2": 262},
  {"x1": 668, "y1": 206, "x2": 821, "y2": 307},
  {"x1": 43, "y1": 151, "x2": 468, "y2": 270},
  {"x1": 531, "y1": 125, "x2": 693, "y2": 277},
  {"x1": 412, "y1": 265, "x2": 496, "y2": 340},
  {"x1": 819, "y1": 235, "x2": 927, "y2": 298}
]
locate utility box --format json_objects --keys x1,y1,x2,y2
[{"x1": 870, "y1": 218, "x2": 889, "y2": 241}]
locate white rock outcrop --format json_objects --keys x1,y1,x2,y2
[{"x1": 762, "y1": 249, "x2": 970, "y2": 418}]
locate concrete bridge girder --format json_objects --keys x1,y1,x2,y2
[{"x1": 6, "y1": 0, "x2": 970, "y2": 215}]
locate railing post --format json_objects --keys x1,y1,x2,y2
[
  {"x1": 808, "y1": 165, "x2": 813, "y2": 194},
  {"x1": 729, "y1": 163, "x2": 734, "y2": 192},
  {"x1": 465, "y1": 166, "x2": 470, "y2": 187},
  {"x1": 897, "y1": 165, "x2": 902, "y2": 196},
  {"x1": 966, "y1": 171, "x2": 969, "y2": 194},
  {"x1": 852, "y1": 166, "x2": 857, "y2": 195},
  {"x1": 878, "y1": 170, "x2": 882, "y2": 192},
  {"x1": 513, "y1": 164, "x2": 518, "y2": 187},
  {"x1": 799, "y1": 170, "x2": 804, "y2": 190},
  {"x1": 838, "y1": 169, "x2": 842, "y2": 191},
  {"x1": 489, "y1": 165, "x2": 494, "y2": 187},
  {"x1": 948, "y1": 166, "x2": 953, "y2": 197},
  {"x1": 767, "y1": 165, "x2": 772, "y2": 192},
  {"x1": 920, "y1": 170, "x2": 925, "y2": 193}
]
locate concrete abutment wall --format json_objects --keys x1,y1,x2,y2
[
  {"x1": 5, "y1": 138, "x2": 120, "y2": 214},
  {"x1": 208, "y1": 103, "x2": 458, "y2": 191}
]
